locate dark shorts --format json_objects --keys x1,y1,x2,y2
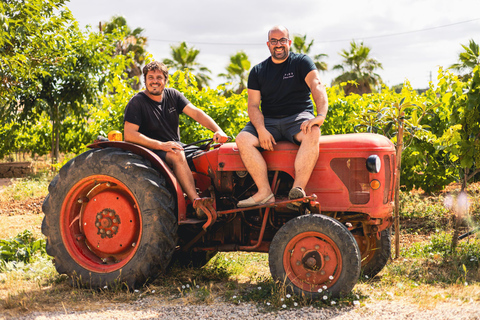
[
  {"x1": 151, "y1": 142, "x2": 185, "y2": 162},
  {"x1": 240, "y1": 111, "x2": 315, "y2": 145},
  {"x1": 151, "y1": 142, "x2": 200, "y2": 170}
]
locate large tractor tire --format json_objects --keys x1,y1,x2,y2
[
  {"x1": 269, "y1": 214, "x2": 361, "y2": 299},
  {"x1": 42, "y1": 148, "x2": 176, "y2": 289},
  {"x1": 356, "y1": 228, "x2": 391, "y2": 278}
]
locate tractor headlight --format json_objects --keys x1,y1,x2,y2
[{"x1": 366, "y1": 155, "x2": 381, "y2": 173}]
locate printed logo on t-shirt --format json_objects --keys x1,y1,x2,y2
[
  {"x1": 168, "y1": 106, "x2": 176, "y2": 113},
  {"x1": 283, "y1": 72, "x2": 294, "y2": 80}
]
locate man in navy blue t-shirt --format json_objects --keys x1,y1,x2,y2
[
  {"x1": 124, "y1": 61, "x2": 228, "y2": 216},
  {"x1": 236, "y1": 25, "x2": 329, "y2": 208}
]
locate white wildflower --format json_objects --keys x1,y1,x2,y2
[
  {"x1": 103, "y1": 286, "x2": 108, "y2": 289},
  {"x1": 282, "y1": 304, "x2": 287, "y2": 308},
  {"x1": 323, "y1": 285, "x2": 328, "y2": 290},
  {"x1": 317, "y1": 288, "x2": 322, "y2": 293},
  {"x1": 323, "y1": 295, "x2": 328, "y2": 300},
  {"x1": 286, "y1": 294, "x2": 291, "y2": 299},
  {"x1": 258, "y1": 286, "x2": 262, "y2": 290},
  {"x1": 186, "y1": 284, "x2": 190, "y2": 288},
  {"x1": 182, "y1": 285, "x2": 186, "y2": 289},
  {"x1": 151, "y1": 290, "x2": 156, "y2": 293},
  {"x1": 134, "y1": 290, "x2": 139, "y2": 293},
  {"x1": 331, "y1": 301, "x2": 336, "y2": 305},
  {"x1": 353, "y1": 300, "x2": 360, "y2": 306},
  {"x1": 294, "y1": 302, "x2": 298, "y2": 307},
  {"x1": 329, "y1": 276, "x2": 334, "y2": 280}
]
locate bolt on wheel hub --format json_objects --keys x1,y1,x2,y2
[{"x1": 95, "y1": 208, "x2": 121, "y2": 239}]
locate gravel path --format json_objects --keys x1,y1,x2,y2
[{"x1": 5, "y1": 298, "x2": 480, "y2": 320}]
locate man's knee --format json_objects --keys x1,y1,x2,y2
[
  {"x1": 236, "y1": 131, "x2": 257, "y2": 148},
  {"x1": 166, "y1": 150, "x2": 187, "y2": 167}
]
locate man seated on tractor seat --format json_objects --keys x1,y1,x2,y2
[
  {"x1": 123, "y1": 61, "x2": 228, "y2": 217},
  {"x1": 235, "y1": 25, "x2": 329, "y2": 209}
]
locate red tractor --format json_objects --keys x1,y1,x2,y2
[{"x1": 42, "y1": 132, "x2": 396, "y2": 298}]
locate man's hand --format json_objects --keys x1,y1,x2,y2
[
  {"x1": 213, "y1": 131, "x2": 229, "y2": 143},
  {"x1": 258, "y1": 128, "x2": 276, "y2": 151},
  {"x1": 160, "y1": 141, "x2": 184, "y2": 153},
  {"x1": 300, "y1": 115, "x2": 325, "y2": 134}
]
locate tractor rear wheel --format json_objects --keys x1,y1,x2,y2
[
  {"x1": 269, "y1": 214, "x2": 361, "y2": 298},
  {"x1": 356, "y1": 228, "x2": 391, "y2": 278},
  {"x1": 42, "y1": 148, "x2": 176, "y2": 289}
]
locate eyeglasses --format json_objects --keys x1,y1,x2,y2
[{"x1": 269, "y1": 38, "x2": 289, "y2": 45}]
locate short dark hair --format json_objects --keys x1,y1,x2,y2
[{"x1": 142, "y1": 61, "x2": 169, "y2": 83}]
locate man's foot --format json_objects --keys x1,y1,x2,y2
[
  {"x1": 287, "y1": 187, "x2": 306, "y2": 211},
  {"x1": 289, "y1": 187, "x2": 306, "y2": 200},
  {"x1": 237, "y1": 193, "x2": 275, "y2": 208},
  {"x1": 193, "y1": 198, "x2": 207, "y2": 219}
]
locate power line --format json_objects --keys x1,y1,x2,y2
[
  {"x1": 318, "y1": 18, "x2": 480, "y2": 43},
  {"x1": 148, "y1": 18, "x2": 480, "y2": 46}
]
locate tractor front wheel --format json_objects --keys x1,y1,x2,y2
[{"x1": 269, "y1": 214, "x2": 361, "y2": 298}]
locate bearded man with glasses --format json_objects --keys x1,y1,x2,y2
[{"x1": 236, "y1": 25, "x2": 329, "y2": 209}]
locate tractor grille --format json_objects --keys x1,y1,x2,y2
[{"x1": 331, "y1": 158, "x2": 370, "y2": 205}]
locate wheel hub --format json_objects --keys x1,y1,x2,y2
[
  {"x1": 302, "y1": 251, "x2": 323, "y2": 271},
  {"x1": 95, "y1": 209, "x2": 121, "y2": 239}
]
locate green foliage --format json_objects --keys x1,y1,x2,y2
[
  {"x1": 435, "y1": 66, "x2": 480, "y2": 185},
  {"x1": 0, "y1": 230, "x2": 46, "y2": 267},
  {"x1": 169, "y1": 71, "x2": 248, "y2": 143},
  {"x1": 332, "y1": 41, "x2": 383, "y2": 94},
  {"x1": 163, "y1": 42, "x2": 212, "y2": 89},
  {"x1": 218, "y1": 51, "x2": 250, "y2": 95}
]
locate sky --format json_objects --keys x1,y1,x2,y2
[{"x1": 67, "y1": 0, "x2": 480, "y2": 89}]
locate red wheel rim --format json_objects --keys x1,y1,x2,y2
[
  {"x1": 283, "y1": 231, "x2": 342, "y2": 293},
  {"x1": 60, "y1": 175, "x2": 141, "y2": 273}
]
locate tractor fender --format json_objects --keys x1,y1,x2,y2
[{"x1": 87, "y1": 141, "x2": 186, "y2": 218}]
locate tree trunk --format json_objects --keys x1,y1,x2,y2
[
  {"x1": 51, "y1": 104, "x2": 60, "y2": 164},
  {"x1": 394, "y1": 118, "x2": 404, "y2": 259}
]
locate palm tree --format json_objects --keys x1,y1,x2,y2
[
  {"x1": 163, "y1": 42, "x2": 211, "y2": 89},
  {"x1": 449, "y1": 39, "x2": 480, "y2": 81},
  {"x1": 332, "y1": 41, "x2": 383, "y2": 95},
  {"x1": 218, "y1": 51, "x2": 251, "y2": 94},
  {"x1": 102, "y1": 16, "x2": 147, "y2": 90},
  {"x1": 291, "y1": 34, "x2": 328, "y2": 73}
]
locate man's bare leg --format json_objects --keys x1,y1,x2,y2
[
  {"x1": 236, "y1": 132, "x2": 273, "y2": 202},
  {"x1": 292, "y1": 126, "x2": 321, "y2": 190},
  {"x1": 166, "y1": 151, "x2": 198, "y2": 202}
]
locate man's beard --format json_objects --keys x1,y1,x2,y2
[
  {"x1": 147, "y1": 86, "x2": 164, "y2": 96},
  {"x1": 272, "y1": 47, "x2": 288, "y2": 61}
]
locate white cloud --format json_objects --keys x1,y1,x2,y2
[{"x1": 67, "y1": 0, "x2": 480, "y2": 88}]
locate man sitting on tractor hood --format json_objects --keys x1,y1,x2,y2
[
  {"x1": 236, "y1": 25, "x2": 329, "y2": 208},
  {"x1": 124, "y1": 61, "x2": 228, "y2": 216}
]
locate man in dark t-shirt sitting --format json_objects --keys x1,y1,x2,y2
[
  {"x1": 236, "y1": 25, "x2": 329, "y2": 208},
  {"x1": 124, "y1": 61, "x2": 228, "y2": 216}
]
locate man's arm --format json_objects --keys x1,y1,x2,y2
[
  {"x1": 124, "y1": 121, "x2": 183, "y2": 152},
  {"x1": 183, "y1": 104, "x2": 228, "y2": 143},
  {"x1": 247, "y1": 89, "x2": 276, "y2": 151},
  {"x1": 301, "y1": 70, "x2": 329, "y2": 133}
]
